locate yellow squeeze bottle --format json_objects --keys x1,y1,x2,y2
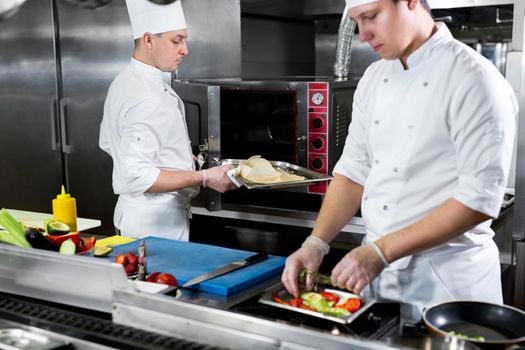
[{"x1": 52, "y1": 186, "x2": 77, "y2": 232}]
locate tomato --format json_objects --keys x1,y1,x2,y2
[
  {"x1": 290, "y1": 297, "x2": 302, "y2": 307},
  {"x1": 154, "y1": 273, "x2": 178, "y2": 287},
  {"x1": 114, "y1": 254, "x2": 128, "y2": 265},
  {"x1": 321, "y1": 291, "x2": 340, "y2": 304},
  {"x1": 146, "y1": 272, "x2": 161, "y2": 282},
  {"x1": 127, "y1": 252, "x2": 139, "y2": 267},
  {"x1": 124, "y1": 263, "x2": 137, "y2": 276},
  {"x1": 339, "y1": 298, "x2": 362, "y2": 313},
  {"x1": 46, "y1": 231, "x2": 80, "y2": 247},
  {"x1": 77, "y1": 236, "x2": 96, "y2": 253}
]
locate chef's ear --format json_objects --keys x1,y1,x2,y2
[
  {"x1": 406, "y1": 0, "x2": 419, "y2": 11},
  {"x1": 141, "y1": 32, "x2": 155, "y2": 50}
]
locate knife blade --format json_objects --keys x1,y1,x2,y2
[{"x1": 182, "y1": 251, "x2": 268, "y2": 288}]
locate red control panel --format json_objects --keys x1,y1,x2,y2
[{"x1": 308, "y1": 82, "x2": 328, "y2": 194}]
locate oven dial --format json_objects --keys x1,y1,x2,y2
[
  {"x1": 311, "y1": 92, "x2": 324, "y2": 106},
  {"x1": 312, "y1": 158, "x2": 324, "y2": 170},
  {"x1": 312, "y1": 117, "x2": 323, "y2": 129},
  {"x1": 312, "y1": 137, "x2": 324, "y2": 150}
]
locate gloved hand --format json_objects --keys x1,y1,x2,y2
[
  {"x1": 282, "y1": 236, "x2": 329, "y2": 297},
  {"x1": 331, "y1": 242, "x2": 389, "y2": 294},
  {"x1": 201, "y1": 165, "x2": 237, "y2": 193}
]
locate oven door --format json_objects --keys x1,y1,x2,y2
[{"x1": 172, "y1": 80, "x2": 222, "y2": 211}]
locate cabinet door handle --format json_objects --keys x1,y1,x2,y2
[
  {"x1": 49, "y1": 98, "x2": 60, "y2": 151},
  {"x1": 59, "y1": 98, "x2": 74, "y2": 154}
]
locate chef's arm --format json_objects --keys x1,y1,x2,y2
[
  {"x1": 375, "y1": 198, "x2": 490, "y2": 263},
  {"x1": 146, "y1": 169, "x2": 203, "y2": 193},
  {"x1": 310, "y1": 174, "x2": 364, "y2": 243}
]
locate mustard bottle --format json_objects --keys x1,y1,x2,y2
[{"x1": 52, "y1": 185, "x2": 77, "y2": 232}]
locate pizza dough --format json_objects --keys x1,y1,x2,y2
[{"x1": 236, "y1": 156, "x2": 305, "y2": 184}]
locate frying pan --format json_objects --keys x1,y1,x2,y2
[{"x1": 423, "y1": 301, "x2": 525, "y2": 349}]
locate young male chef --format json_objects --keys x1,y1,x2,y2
[
  {"x1": 99, "y1": 0, "x2": 235, "y2": 241},
  {"x1": 282, "y1": 0, "x2": 517, "y2": 314}
]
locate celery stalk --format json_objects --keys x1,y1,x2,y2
[{"x1": 0, "y1": 209, "x2": 31, "y2": 248}]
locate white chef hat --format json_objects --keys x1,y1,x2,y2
[
  {"x1": 125, "y1": 0, "x2": 187, "y2": 39},
  {"x1": 345, "y1": 0, "x2": 433, "y2": 10},
  {"x1": 345, "y1": 0, "x2": 380, "y2": 10}
]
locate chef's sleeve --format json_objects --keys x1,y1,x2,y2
[
  {"x1": 333, "y1": 84, "x2": 371, "y2": 186},
  {"x1": 450, "y1": 70, "x2": 517, "y2": 218},
  {"x1": 116, "y1": 97, "x2": 166, "y2": 196}
]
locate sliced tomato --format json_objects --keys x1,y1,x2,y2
[
  {"x1": 46, "y1": 231, "x2": 80, "y2": 247},
  {"x1": 321, "y1": 291, "x2": 340, "y2": 304},
  {"x1": 339, "y1": 298, "x2": 362, "y2": 313},
  {"x1": 289, "y1": 297, "x2": 302, "y2": 307},
  {"x1": 78, "y1": 236, "x2": 96, "y2": 253}
]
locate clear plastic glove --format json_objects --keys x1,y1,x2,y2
[
  {"x1": 281, "y1": 236, "x2": 327, "y2": 297},
  {"x1": 202, "y1": 165, "x2": 237, "y2": 193},
  {"x1": 330, "y1": 243, "x2": 387, "y2": 294}
]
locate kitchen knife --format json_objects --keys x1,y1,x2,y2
[{"x1": 182, "y1": 251, "x2": 268, "y2": 288}]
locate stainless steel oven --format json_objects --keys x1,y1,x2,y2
[{"x1": 172, "y1": 78, "x2": 358, "y2": 211}]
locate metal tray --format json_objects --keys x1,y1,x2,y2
[
  {"x1": 258, "y1": 285, "x2": 376, "y2": 324},
  {"x1": 215, "y1": 158, "x2": 332, "y2": 189}
]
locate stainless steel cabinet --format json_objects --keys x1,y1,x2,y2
[{"x1": 0, "y1": 0, "x2": 133, "y2": 233}]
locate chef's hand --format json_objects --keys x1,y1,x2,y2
[
  {"x1": 282, "y1": 240, "x2": 325, "y2": 298},
  {"x1": 331, "y1": 243, "x2": 387, "y2": 294},
  {"x1": 203, "y1": 165, "x2": 237, "y2": 193}
]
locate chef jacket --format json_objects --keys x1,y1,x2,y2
[
  {"x1": 333, "y1": 23, "x2": 517, "y2": 308},
  {"x1": 99, "y1": 58, "x2": 198, "y2": 240}
]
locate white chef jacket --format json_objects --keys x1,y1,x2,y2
[
  {"x1": 99, "y1": 58, "x2": 198, "y2": 241},
  {"x1": 333, "y1": 23, "x2": 517, "y2": 310}
]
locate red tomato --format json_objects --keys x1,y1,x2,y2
[
  {"x1": 339, "y1": 298, "x2": 362, "y2": 313},
  {"x1": 114, "y1": 254, "x2": 128, "y2": 265},
  {"x1": 77, "y1": 236, "x2": 96, "y2": 253},
  {"x1": 154, "y1": 273, "x2": 178, "y2": 287},
  {"x1": 146, "y1": 272, "x2": 161, "y2": 282},
  {"x1": 124, "y1": 263, "x2": 137, "y2": 276},
  {"x1": 321, "y1": 291, "x2": 340, "y2": 304},
  {"x1": 289, "y1": 297, "x2": 302, "y2": 307},
  {"x1": 127, "y1": 252, "x2": 139, "y2": 267}
]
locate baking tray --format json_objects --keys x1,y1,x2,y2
[
  {"x1": 258, "y1": 285, "x2": 376, "y2": 324},
  {"x1": 214, "y1": 158, "x2": 332, "y2": 189}
]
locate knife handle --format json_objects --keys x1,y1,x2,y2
[{"x1": 243, "y1": 252, "x2": 268, "y2": 266}]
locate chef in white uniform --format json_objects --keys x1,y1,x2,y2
[
  {"x1": 282, "y1": 0, "x2": 517, "y2": 314},
  {"x1": 99, "y1": 0, "x2": 235, "y2": 241}
]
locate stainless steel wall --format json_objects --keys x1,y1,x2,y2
[{"x1": 179, "y1": 0, "x2": 241, "y2": 79}]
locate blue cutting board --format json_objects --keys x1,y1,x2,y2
[{"x1": 107, "y1": 237, "x2": 286, "y2": 295}]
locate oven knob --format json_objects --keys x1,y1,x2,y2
[
  {"x1": 312, "y1": 118, "x2": 323, "y2": 129},
  {"x1": 312, "y1": 158, "x2": 324, "y2": 170},
  {"x1": 312, "y1": 137, "x2": 324, "y2": 150}
]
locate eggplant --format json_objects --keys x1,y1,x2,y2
[{"x1": 25, "y1": 228, "x2": 59, "y2": 251}]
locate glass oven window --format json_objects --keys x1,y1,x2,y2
[{"x1": 220, "y1": 90, "x2": 297, "y2": 163}]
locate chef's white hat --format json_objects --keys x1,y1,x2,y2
[
  {"x1": 345, "y1": 0, "x2": 432, "y2": 10},
  {"x1": 125, "y1": 0, "x2": 187, "y2": 39},
  {"x1": 345, "y1": 0, "x2": 380, "y2": 9}
]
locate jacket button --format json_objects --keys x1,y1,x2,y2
[
  {"x1": 393, "y1": 167, "x2": 398, "y2": 172},
  {"x1": 375, "y1": 159, "x2": 380, "y2": 164},
  {"x1": 383, "y1": 205, "x2": 389, "y2": 210},
  {"x1": 374, "y1": 120, "x2": 380, "y2": 125},
  {"x1": 423, "y1": 82, "x2": 429, "y2": 87},
  {"x1": 383, "y1": 78, "x2": 388, "y2": 83},
  {"x1": 408, "y1": 125, "x2": 414, "y2": 130}
]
